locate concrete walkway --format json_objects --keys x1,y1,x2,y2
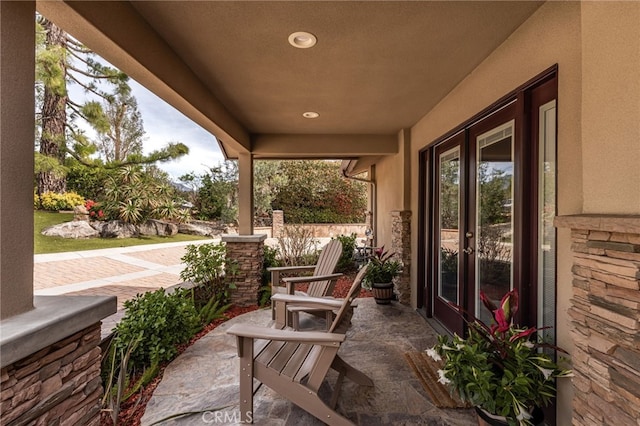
[
  {"x1": 34, "y1": 240, "x2": 219, "y2": 339},
  {"x1": 141, "y1": 299, "x2": 476, "y2": 425}
]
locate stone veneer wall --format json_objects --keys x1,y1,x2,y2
[
  {"x1": 222, "y1": 235, "x2": 266, "y2": 307},
  {"x1": 1, "y1": 323, "x2": 102, "y2": 426},
  {"x1": 391, "y1": 211, "x2": 411, "y2": 305},
  {"x1": 555, "y1": 215, "x2": 640, "y2": 426}
]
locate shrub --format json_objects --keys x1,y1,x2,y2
[
  {"x1": 84, "y1": 199, "x2": 106, "y2": 220},
  {"x1": 33, "y1": 192, "x2": 40, "y2": 210},
  {"x1": 39, "y1": 191, "x2": 85, "y2": 211},
  {"x1": 113, "y1": 288, "x2": 201, "y2": 368},
  {"x1": 101, "y1": 165, "x2": 187, "y2": 224},
  {"x1": 277, "y1": 224, "x2": 319, "y2": 266},
  {"x1": 333, "y1": 233, "x2": 357, "y2": 273},
  {"x1": 259, "y1": 245, "x2": 282, "y2": 307}
]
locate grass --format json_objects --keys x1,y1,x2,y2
[{"x1": 34, "y1": 211, "x2": 210, "y2": 254}]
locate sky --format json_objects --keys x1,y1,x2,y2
[{"x1": 128, "y1": 79, "x2": 225, "y2": 179}]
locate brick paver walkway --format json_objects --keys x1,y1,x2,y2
[{"x1": 34, "y1": 240, "x2": 219, "y2": 339}]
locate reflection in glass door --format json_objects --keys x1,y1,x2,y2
[
  {"x1": 474, "y1": 121, "x2": 515, "y2": 324},
  {"x1": 438, "y1": 147, "x2": 460, "y2": 304}
]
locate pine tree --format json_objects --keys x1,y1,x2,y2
[{"x1": 34, "y1": 17, "x2": 188, "y2": 195}]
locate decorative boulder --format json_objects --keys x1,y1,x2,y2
[
  {"x1": 73, "y1": 205, "x2": 89, "y2": 221},
  {"x1": 178, "y1": 220, "x2": 225, "y2": 237},
  {"x1": 41, "y1": 221, "x2": 99, "y2": 239},
  {"x1": 99, "y1": 220, "x2": 139, "y2": 238},
  {"x1": 138, "y1": 220, "x2": 178, "y2": 236}
]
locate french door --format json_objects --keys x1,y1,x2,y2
[
  {"x1": 424, "y1": 68, "x2": 558, "y2": 337},
  {"x1": 433, "y1": 104, "x2": 517, "y2": 333}
]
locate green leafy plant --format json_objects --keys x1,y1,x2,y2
[
  {"x1": 362, "y1": 247, "x2": 403, "y2": 289},
  {"x1": 258, "y1": 245, "x2": 281, "y2": 307},
  {"x1": 428, "y1": 289, "x2": 572, "y2": 426},
  {"x1": 180, "y1": 242, "x2": 237, "y2": 296},
  {"x1": 101, "y1": 335, "x2": 141, "y2": 425},
  {"x1": 197, "y1": 296, "x2": 231, "y2": 325},
  {"x1": 113, "y1": 288, "x2": 201, "y2": 368},
  {"x1": 333, "y1": 233, "x2": 357, "y2": 273}
]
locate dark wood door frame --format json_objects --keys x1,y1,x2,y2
[{"x1": 417, "y1": 65, "x2": 558, "y2": 332}]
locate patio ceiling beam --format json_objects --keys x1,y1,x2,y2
[
  {"x1": 250, "y1": 134, "x2": 397, "y2": 159},
  {"x1": 36, "y1": 0, "x2": 250, "y2": 155}
]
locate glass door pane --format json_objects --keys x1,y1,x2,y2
[
  {"x1": 538, "y1": 100, "x2": 556, "y2": 343},
  {"x1": 475, "y1": 121, "x2": 514, "y2": 323},
  {"x1": 438, "y1": 147, "x2": 460, "y2": 304}
]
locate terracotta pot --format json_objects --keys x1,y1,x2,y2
[
  {"x1": 371, "y1": 282, "x2": 394, "y2": 304},
  {"x1": 475, "y1": 406, "x2": 544, "y2": 426}
]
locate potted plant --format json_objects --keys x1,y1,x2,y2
[
  {"x1": 362, "y1": 247, "x2": 402, "y2": 304},
  {"x1": 427, "y1": 289, "x2": 572, "y2": 426}
]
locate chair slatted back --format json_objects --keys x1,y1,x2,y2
[{"x1": 307, "y1": 239, "x2": 342, "y2": 297}]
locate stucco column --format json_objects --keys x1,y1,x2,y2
[
  {"x1": 237, "y1": 152, "x2": 254, "y2": 235},
  {"x1": 0, "y1": 1, "x2": 35, "y2": 318}
]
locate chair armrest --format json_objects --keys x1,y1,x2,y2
[
  {"x1": 267, "y1": 265, "x2": 316, "y2": 273},
  {"x1": 227, "y1": 324, "x2": 345, "y2": 345},
  {"x1": 282, "y1": 273, "x2": 343, "y2": 285}
]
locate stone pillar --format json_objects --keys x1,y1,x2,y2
[
  {"x1": 555, "y1": 215, "x2": 640, "y2": 425},
  {"x1": 272, "y1": 210, "x2": 284, "y2": 238},
  {"x1": 1, "y1": 324, "x2": 103, "y2": 425},
  {"x1": 0, "y1": 296, "x2": 116, "y2": 426},
  {"x1": 222, "y1": 234, "x2": 267, "y2": 306},
  {"x1": 391, "y1": 211, "x2": 411, "y2": 305}
]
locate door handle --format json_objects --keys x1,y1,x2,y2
[{"x1": 463, "y1": 247, "x2": 474, "y2": 255}]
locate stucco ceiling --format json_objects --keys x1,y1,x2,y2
[{"x1": 38, "y1": 1, "x2": 542, "y2": 160}]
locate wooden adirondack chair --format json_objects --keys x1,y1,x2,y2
[
  {"x1": 227, "y1": 266, "x2": 372, "y2": 426},
  {"x1": 268, "y1": 239, "x2": 343, "y2": 319}
]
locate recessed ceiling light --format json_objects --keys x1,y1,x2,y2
[
  {"x1": 288, "y1": 32, "x2": 317, "y2": 49},
  {"x1": 303, "y1": 111, "x2": 320, "y2": 119}
]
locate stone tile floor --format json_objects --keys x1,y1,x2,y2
[{"x1": 141, "y1": 299, "x2": 476, "y2": 425}]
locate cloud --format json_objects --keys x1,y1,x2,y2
[{"x1": 130, "y1": 80, "x2": 226, "y2": 179}]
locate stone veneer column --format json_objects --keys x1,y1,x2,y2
[
  {"x1": 555, "y1": 215, "x2": 640, "y2": 425},
  {"x1": 1, "y1": 324, "x2": 103, "y2": 425},
  {"x1": 272, "y1": 210, "x2": 284, "y2": 238},
  {"x1": 222, "y1": 234, "x2": 267, "y2": 306},
  {"x1": 0, "y1": 296, "x2": 116, "y2": 426},
  {"x1": 391, "y1": 211, "x2": 412, "y2": 305}
]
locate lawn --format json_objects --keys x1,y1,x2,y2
[{"x1": 34, "y1": 211, "x2": 209, "y2": 254}]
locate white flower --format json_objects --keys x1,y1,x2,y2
[
  {"x1": 522, "y1": 340, "x2": 534, "y2": 349},
  {"x1": 536, "y1": 365, "x2": 555, "y2": 380},
  {"x1": 455, "y1": 343, "x2": 465, "y2": 350},
  {"x1": 425, "y1": 348, "x2": 442, "y2": 362},
  {"x1": 514, "y1": 402, "x2": 532, "y2": 421},
  {"x1": 437, "y1": 369, "x2": 451, "y2": 385}
]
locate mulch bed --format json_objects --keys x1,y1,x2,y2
[{"x1": 101, "y1": 272, "x2": 367, "y2": 425}]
